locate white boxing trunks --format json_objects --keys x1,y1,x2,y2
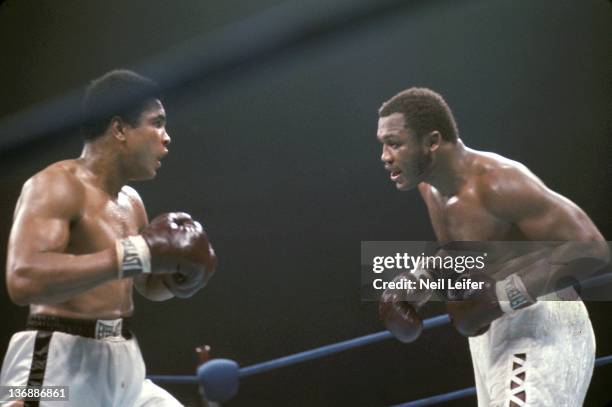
[
  {"x1": 0, "y1": 315, "x2": 182, "y2": 406},
  {"x1": 469, "y1": 289, "x2": 595, "y2": 407}
]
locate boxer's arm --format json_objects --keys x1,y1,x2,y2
[
  {"x1": 127, "y1": 188, "x2": 175, "y2": 302},
  {"x1": 447, "y1": 165, "x2": 607, "y2": 336},
  {"x1": 482, "y1": 165, "x2": 609, "y2": 298},
  {"x1": 6, "y1": 169, "x2": 119, "y2": 306}
]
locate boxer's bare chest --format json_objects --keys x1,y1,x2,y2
[
  {"x1": 68, "y1": 186, "x2": 139, "y2": 254},
  {"x1": 422, "y1": 183, "x2": 524, "y2": 243},
  {"x1": 34, "y1": 180, "x2": 141, "y2": 318}
]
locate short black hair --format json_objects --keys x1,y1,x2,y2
[
  {"x1": 379, "y1": 87, "x2": 458, "y2": 142},
  {"x1": 82, "y1": 69, "x2": 161, "y2": 140}
]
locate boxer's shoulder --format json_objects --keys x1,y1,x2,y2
[
  {"x1": 470, "y1": 150, "x2": 533, "y2": 182},
  {"x1": 29, "y1": 159, "x2": 80, "y2": 182},
  {"x1": 120, "y1": 185, "x2": 147, "y2": 228},
  {"x1": 419, "y1": 150, "x2": 535, "y2": 195},
  {"x1": 20, "y1": 160, "x2": 86, "y2": 215},
  {"x1": 417, "y1": 182, "x2": 431, "y2": 196},
  {"x1": 120, "y1": 185, "x2": 143, "y2": 204},
  {"x1": 27, "y1": 159, "x2": 88, "y2": 191},
  {"x1": 470, "y1": 152, "x2": 549, "y2": 219}
]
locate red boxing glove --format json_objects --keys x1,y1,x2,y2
[
  {"x1": 379, "y1": 270, "x2": 434, "y2": 343},
  {"x1": 161, "y1": 242, "x2": 217, "y2": 299},
  {"x1": 446, "y1": 272, "x2": 535, "y2": 337},
  {"x1": 116, "y1": 212, "x2": 217, "y2": 298}
]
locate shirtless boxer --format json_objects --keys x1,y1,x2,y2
[
  {"x1": 376, "y1": 88, "x2": 608, "y2": 406},
  {"x1": 1, "y1": 70, "x2": 216, "y2": 406}
]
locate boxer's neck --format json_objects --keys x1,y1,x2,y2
[
  {"x1": 79, "y1": 140, "x2": 126, "y2": 197},
  {"x1": 425, "y1": 138, "x2": 470, "y2": 197}
]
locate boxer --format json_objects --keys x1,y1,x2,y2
[
  {"x1": 1, "y1": 70, "x2": 216, "y2": 406},
  {"x1": 376, "y1": 88, "x2": 608, "y2": 406}
]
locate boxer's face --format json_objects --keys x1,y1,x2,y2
[
  {"x1": 123, "y1": 100, "x2": 171, "y2": 180},
  {"x1": 377, "y1": 113, "x2": 432, "y2": 191}
]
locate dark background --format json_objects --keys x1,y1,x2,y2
[{"x1": 0, "y1": 0, "x2": 611, "y2": 405}]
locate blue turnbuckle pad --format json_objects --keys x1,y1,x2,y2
[{"x1": 197, "y1": 358, "x2": 240, "y2": 402}]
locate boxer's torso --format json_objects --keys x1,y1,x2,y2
[
  {"x1": 30, "y1": 159, "x2": 143, "y2": 319},
  {"x1": 419, "y1": 151, "x2": 534, "y2": 268}
]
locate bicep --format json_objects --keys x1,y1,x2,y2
[
  {"x1": 516, "y1": 196, "x2": 602, "y2": 241},
  {"x1": 483, "y1": 167, "x2": 601, "y2": 241},
  {"x1": 7, "y1": 176, "x2": 79, "y2": 270},
  {"x1": 11, "y1": 208, "x2": 70, "y2": 255}
]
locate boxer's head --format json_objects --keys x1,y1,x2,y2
[
  {"x1": 377, "y1": 88, "x2": 458, "y2": 190},
  {"x1": 82, "y1": 69, "x2": 170, "y2": 180}
]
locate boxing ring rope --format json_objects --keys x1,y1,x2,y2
[
  {"x1": 0, "y1": 0, "x2": 608, "y2": 403},
  {"x1": 148, "y1": 271, "x2": 612, "y2": 404},
  {"x1": 241, "y1": 314, "x2": 450, "y2": 378},
  {"x1": 148, "y1": 320, "x2": 612, "y2": 405},
  {"x1": 147, "y1": 315, "x2": 450, "y2": 384},
  {"x1": 147, "y1": 312, "x2": 612, "y2": 404},
  {"x1": 146, "y1": 314, "x2": 453, "y2": 400}
]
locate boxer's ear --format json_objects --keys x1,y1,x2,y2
[
  {"x1": 110, "y1": 116, "x2": 127, "y2": 142},
  {"x1": 424, "y1": 130, "x2": 441, "y2": 152}
]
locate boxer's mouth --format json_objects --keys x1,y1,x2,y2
[{"x1": 390, "y1": 170, "x2": 401, "y2": 180}]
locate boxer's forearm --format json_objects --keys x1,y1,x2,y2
[
  {"x1": 7, "y1": 248, "x2": 119, "y2": 305},
  {"x1": 517, "y1": 241, "x2": 609, "y2": 298}
]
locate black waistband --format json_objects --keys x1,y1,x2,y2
[{"x1": 26, "y1": 314, "x2": 132, "y2": 339}]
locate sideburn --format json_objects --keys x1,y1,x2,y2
[{"x1": 415, "y1": 148, "x2": 433, "y2": 177}]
